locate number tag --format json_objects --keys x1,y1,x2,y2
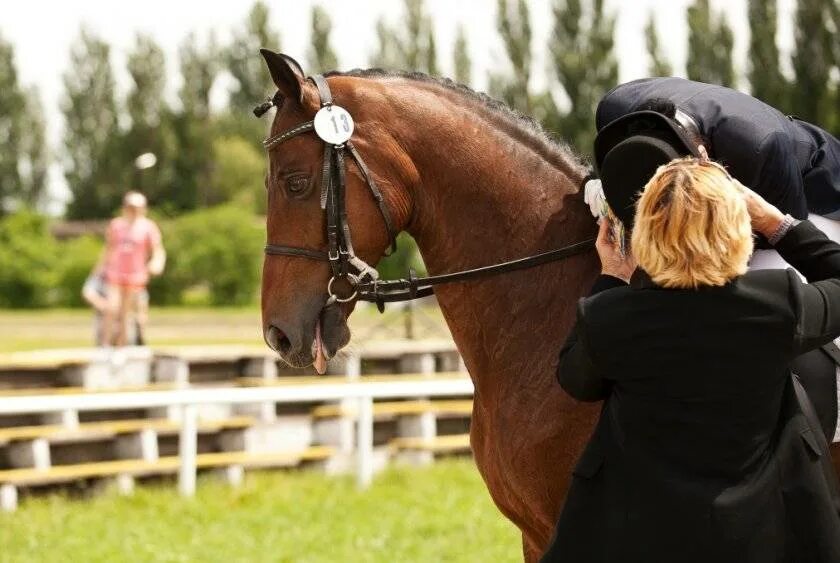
[{"x1": 313, "y1": 105, "x2": 355, "y2": 145}]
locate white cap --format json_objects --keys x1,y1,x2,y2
[{"x1": 123, "y1": 192, "x2": 147, "y2": 208}]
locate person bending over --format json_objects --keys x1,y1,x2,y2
[
  {"x1": 593, "y1": 77, "x2": 840, "y2": 225},
  {"x1": 543, "y1": 159, "x2": 840, "y2": 563},
  {"x1": 589, "y1": 77, "x2": 840, "y2": 442}
]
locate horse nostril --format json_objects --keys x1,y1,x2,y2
[{"x1": 266, "y1": 325, "x2": 291, "y2": 355}]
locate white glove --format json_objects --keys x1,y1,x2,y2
[{"x1": 584, "y1": 178, "x2": 607, "y2": 220}]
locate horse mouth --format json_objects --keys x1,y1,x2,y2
[
  {"x1": 266, "y1": 301, "x2": 350, "y2": 372},
  {"x1": 310, "y1": 303, "x2": 351, "y2": 373}
]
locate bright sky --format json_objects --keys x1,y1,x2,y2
[{"x1": 0, "y1": 0, "x2": 797, "y2": 210}]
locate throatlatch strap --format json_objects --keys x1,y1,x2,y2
[{"x1": 347, "y1": 142, "x2": 398, "y2": 255}]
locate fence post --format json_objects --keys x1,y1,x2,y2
[
  {"x1": 356, "y1": 395, "x2": 374, "y2": 489},
  {"x1": 179, "y1": 403, "x2": 198, "y2": 497},
  {"x1": 338, "y1": 353, "x2": 361, "y2": 454}
]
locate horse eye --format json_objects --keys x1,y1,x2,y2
[{"x1": 286, "y1": 175, "x2": 310, "y2": 196}]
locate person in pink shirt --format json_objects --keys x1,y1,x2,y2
[{"x1": 98, "y1": 191, "x2": 166, "y2": 346}]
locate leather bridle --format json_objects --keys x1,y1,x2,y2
[{"x1": 258, "y1": 73, "x2": 595, "y2": 312}]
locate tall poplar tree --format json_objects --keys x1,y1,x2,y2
[
  {"x1": 372, "y1": 0, "x2": 438, "y2": 74},
  {"x1": 748, "y1": 0, "x2": 788, "y2": 110},
  {"x1": 18, "y1": 88, "x2": 48, "y2": 209},
  {"x1": 645, "y1": 14, "x2": 672, "y2": 76},
  {"x1": 170, "y1": 32, "x2": 220, "y2": 210},
  {"x1": 549, "y1": 0, "x2": 618, "y2": 154},
  {"x1": 790, "y1": 0, "x2": 835, "y2": 127},
  {"x1": 308, "y1": 5, "x2": 338, "y2": 73},
  {"x1": 453, "y1": 25, "x2": 472, "y2": 85},
  {"x1": 62, "y1": 28, "x2": 121, "y2": 218},
  {"x1": 127, "y1": 34, "x2": 166, "y2": 130},
  {"x1": 0, "y1": 34, "x2": 24, "y2": 214},
  {"x1": 369, "y1": 0, "x2": 437, "y2": 280},
  {"x1": 227, "y1": 1, "x2": 281, "y2": 115},
  {"x1": 488, "y1": 0, "x2": 533, "y2": 114},
  {"x1": 686, "y1": 0, "x2": 735, "y2": 87},
  {"x1": 124, "y1": 34, "x2": 175, "y2": 205}
]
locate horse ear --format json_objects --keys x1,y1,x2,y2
[{"x1": 260, "y1": 49, "x2": 306, "y2": 105}]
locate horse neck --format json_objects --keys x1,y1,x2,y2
[{"x1": 386, "y1": 84, "x2": 599, "y2": 401}]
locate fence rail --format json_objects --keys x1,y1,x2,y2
[{"x1": 0, "y1": 377, "x2": 475, "y2": 496}]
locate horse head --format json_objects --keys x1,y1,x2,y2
[{"x1": 258, "y1": 50, "x2": 413, "y2": 371}]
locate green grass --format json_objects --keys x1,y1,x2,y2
[{"x1": 0, "y1": 459, "x2": 520, "y2": 562}]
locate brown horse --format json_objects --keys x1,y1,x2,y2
[
  {"x1": 258, "y1": 50, "x2": 598, "y2": 559},
  {"x1": 256, "y1": 51, "x2": 840, "y2": 560}
]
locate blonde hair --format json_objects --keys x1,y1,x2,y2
[{"x1": 630, "y1": 157, "x2": 753, "y2": 289}]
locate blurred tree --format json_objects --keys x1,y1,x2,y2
[
  {"x1": 18, "y1": 87, "x2": 48, "y2": 210},
  {"x1": 831, "y1": 0, "x2": 840, "y2": 134},
  {"x1": 308, "y1": 5, "x2": 339, "y2": 73},
  {"x1": 127, "y1": 34, "x2": 166, "y2": 130},
  {"x1": 62, "y1": 28, "x2": 122, "y2": 219},
  {"x1": 54, "y1": 234, "x2": 101, "y2": 307},
  {"x1": 149, "y1": 204, "x2": 264, "y2": 305},
  {"x1": 369, "y1": 0, "x2": 438, "y2": 280},
  {"x1": 210, "y1": 136, "x2": 266, "y2": 212},
  {"x1": 227, "y1": 1, "x2": 280, "y2": 115},
  {"x1": 180, "y1": 32, "x2": 219, "y2": 121},
  {"x1": 791, "y1": 0, "x2": 836, "y2": 129},
  {"x1": 686, "y1": 0, "x2": 734, "y2": 87},
  {"x1": 425, "y1": 29, "x2": 439, "y2": 76},
  {"x1": 375, "y1": 232, "x2": 428, "y2": 280},
  {"x1": 831, "y1": 0, "x2": 840, "y2": 70},
  {"x1": 488, "y1": 0, "x2": 533, "y2": 114},
  {"x1": 0, "y1": 211, "x2": 57, "y2": 307},
  {"x1": 645, "y1": 13, "x2": 672, "y2": 76},
  {"x1": 372, "y1": 0, "x2": 438, "y2": 74},
  {"x1": 453, "y1": 25, "x2": 472, "y2": 85},
  {"x1": 124, "y1": 34, "x2": 176, "y2": 206},
  {"x1": 170, "y1": 32, "x2": 221, "y2": 211},
  {"x1": 373, "y1": 20, "x2": 402, "y2": 70},
  {"x1": 748, "y1": 0, "x2": 788, "y2": 111},
  {"x1": 0, "y1": 34, "x2": 25, "y2": 215},
  {"x1": 548, "y1": 0, "x2": 618, "y2": 154}
]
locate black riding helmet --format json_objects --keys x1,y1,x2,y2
[{"x1": 593, "y1": 110, "x2": 702, "y2": 230}]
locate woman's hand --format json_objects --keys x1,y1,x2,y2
[
  {"x1": 596, "y1": 218, "x2": 636, "y2": 283},
  {"x1": 737, "y1": 181, "x2": 785, "y2": 238}
]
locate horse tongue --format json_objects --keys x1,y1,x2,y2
[{"x1": 313, "y1": 323, "x2": 328, "y2": 375}]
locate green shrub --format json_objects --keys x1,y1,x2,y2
[
  {"x1": 149, "y1": 204, "x2": 263, "y2": 306},
  {"x1": 0, "y1": 206, "x2": 264, "y2": 309},
  {"x1": 375, "y1": 232, "x2": 426, "y2": 280},
  {"x1": 54, "y1": 235, "x2": 102, "y2": 307},
  {"x1": 0, "y1": 211, "x2": 58, "y2": 308},
  {"x1": 211, "y1": 135, "x2": 267, "y2": 214}
]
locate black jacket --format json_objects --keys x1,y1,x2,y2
[
  {"x1": 597, "y1": 77, "x2": 840, "y2": 218},
  {"x1": 543, "y1": 221, "x2": 840, "y2": 563}
]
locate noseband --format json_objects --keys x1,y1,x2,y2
[{"x1": 259, "y1": 74, "x2": 595, "y2": 312}]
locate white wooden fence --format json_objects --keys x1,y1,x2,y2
[{"x1": 0, "y1": 377, "x2": 474, "y2": 496}]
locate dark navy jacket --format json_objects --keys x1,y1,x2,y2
[{"x1": 596, "y1": 77, "x2": 840, "y2": 218}]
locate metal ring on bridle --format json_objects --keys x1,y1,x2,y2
[{"x1": 327, "y1": 275, "x2": 359, "y2": 303}]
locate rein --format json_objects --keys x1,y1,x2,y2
[{"x1": 258, "y1": 74, "x2": 595, "y2": 312}]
